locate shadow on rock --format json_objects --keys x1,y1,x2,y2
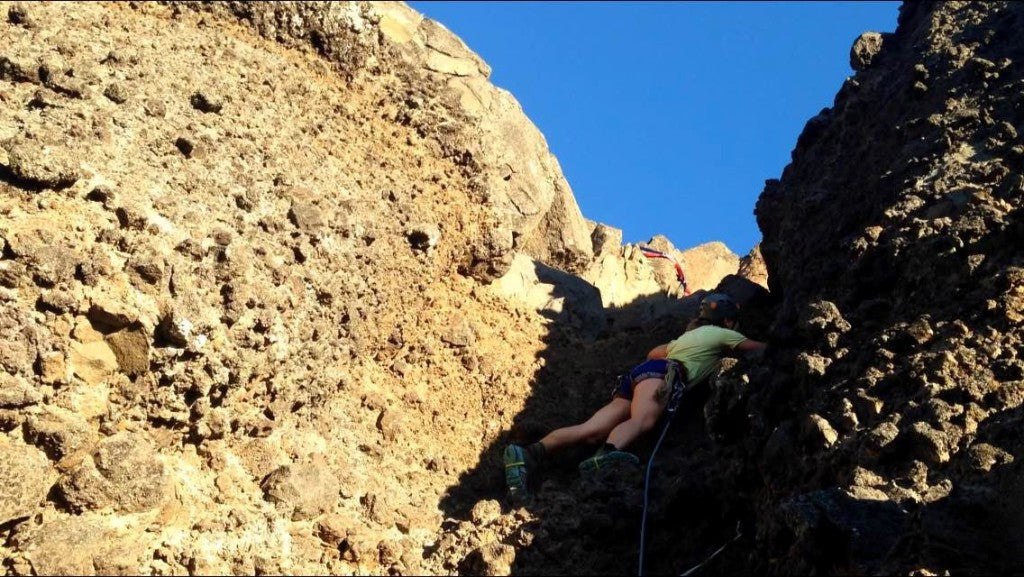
[{"x1": 433, "y1": 259, "x2": 773, "y2": 575}]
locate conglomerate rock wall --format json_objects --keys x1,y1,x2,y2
[
  {"x1": 436, "y1": 1, "x2": 1024, "y2": 575},
  {"x1": 168, "y1": 0, "x2": 598, "y2": 280},
  {"x1": 739, "y1": 0, "x2": 1024, "y2": 573},
  {"x1": 0, "y1": 2, "x2": 582, "y2": 574},
  {"x1": 0, "y1": 2, "x2": 741, "y2": 575},
  {"x1": 6, "y1": 0, "x2": 1021, "y2": 576}
]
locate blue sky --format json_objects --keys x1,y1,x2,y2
[{"x1": 408, "y1": 1, "x2": 901, "y2": 256}]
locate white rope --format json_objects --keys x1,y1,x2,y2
[{"x1": 678, "y1": 522, "x2": 743, "y2": 576}]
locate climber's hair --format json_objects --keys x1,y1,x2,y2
[{"x1": 685, "y1": 316, "x2": 729, "y2": 332}]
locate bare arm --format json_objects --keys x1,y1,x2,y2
[
  {"x1": 735, "y1": 339, "x2": 766, "y2": 352},
  {"x1": 734, "y1": 339, "x2": 767, "y2": 359},
  {"x1": 647, "y1": 344, "x2": 669, "y2": 360}
]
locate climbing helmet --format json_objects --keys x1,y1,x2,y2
[{"x1": 698, "y1": 293, "x2": 740, "y2": 322}]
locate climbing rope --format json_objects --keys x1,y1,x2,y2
[
  {"x1": 638, "y1": 364, "x2": 743, "y2": 577},
  {"x1": 638, "y1": 362, "x2": 686, "y2": 577},
  {"x1": 677, "y1": 522, "x2": 743, "y2": 576}
]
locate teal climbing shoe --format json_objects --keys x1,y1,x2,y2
[
  {"x1": 578, "y1": 449, "x2": 640, "y2": 473},
  {"x1": 503, "y1": 444, "x2": 530, "y2": 494}
]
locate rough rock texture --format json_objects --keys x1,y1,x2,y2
[
  {"x1": 56, "y1": 432, "x2": 171, "y2": 514},
  {"x1": 0, "y1": 2, "x2": 750, "y2": 575},
  {"x1": 740, "y1": 1, "x2": 1024, "y2": 574},
  {"x1": 425, "y1": 1, "x2": 1024, "y2": 576},
  {"x1": 261, "y1": 455, "x2": 342, "y2": 521},
  {"x1": 0, "y1": 439, "x2": 54, "y2": 525},
  {"x1": 168, "y1": 0, "x2": 596, "y2": 280},
  {"x1": 738, "y1": 243, "x2": 769, "y2": 289},
  {"x1": 11, "y1": 0, "x2": 1022, "y2": 575},
  {"x1": 580, "y1": 243, "x2": 664, "y2": 308},
  {"x1": 646, "y1": 235, "x2": 741, "y2": 294}
]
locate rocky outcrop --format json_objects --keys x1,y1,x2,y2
[
  {"x1": 0, "y1": 2, "x2": 737, "y2": 574},
  {"x1": 491, "y1": 253, "x2": 606, "y2": 338},
  {"x1": 162, "y1": 1, "x2": 595, "y2": 279},
  {"x1": 32, "y1": 0, "x2": 1024, "y2": 575},
  {"x1": 651, "y1": 236, "x2": 741, "y2": 293},
  {"x1": 738, "y1": 1, "x2": 1024, "y2": 573},
  {"x1": 580, "y1": 225, "x2": 745, "y2": 309},
  {"x1": 0, "y1": 1, "x2": 558, "y2": 572},
  {"x1": 737, "y1": 243, "x2": 769, "y2": 289},
  {"x1": 415, "y1": 1, "x2": 1024, "y2": 576},
  {"x1": 581, "y1": 244, "x2": 664, "y2": 307}
]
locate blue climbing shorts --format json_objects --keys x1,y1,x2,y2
[{"x1": 611, "y1": 359, "x2": 671, "y2": 401}]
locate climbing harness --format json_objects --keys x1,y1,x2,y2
[
  {"x1": 636, "y1": 361, "x2": 744, "y2": 576},
  {"x1": 639, "y1": 245, "x2": 690, "y2": 296},
  {"x1": 638, "y1": 360, "x2": 687, "y2": 576}
]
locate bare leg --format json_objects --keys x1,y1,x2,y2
[
  {"x1": 605, "y1": 378, "x2": 668, "y2": 450},
  {"x1": 539, "y1": 397, "x2": 631, "y2": 453}
]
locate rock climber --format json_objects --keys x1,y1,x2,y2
[{"x1": 503, "y1": 292, "x2": 766, "y2": 495}]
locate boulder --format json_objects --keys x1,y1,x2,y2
[
  {"x1": 16, "y1": 513, "x2": 150, "y2": 576},
  {"x1": 492, "y1": 253, "x2": 605, "y2": 337},
  {"x1": 261, "y1": 455, "x2": 340, "y2": 521},
  {"x1": 57, "y1": 432, "x2": 171, "y2": 513},
  {"x1": 0, "y1": 439, "x2": 55, "y2": 524},
  {"x1": 0, "y1": 371, "x2": 41, "y2": 408},
  {"x1": 25, "y1": 406, "x2": 97, "y2": 460}
]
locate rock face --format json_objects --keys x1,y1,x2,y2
[
  {"x1": 580, "y1": 230, "x2": 743, "y2": 308},
  {"x1": 14, "y1": 0, "x2": 1019, "y2": 575},
  {"x1": 650, "y1": 235, "x2": 741, "y2": 293},
  {"x1": 737, "y1": 243, "x2": 769, "y2": 289},
  {"x1": 173, "y1": 0, "x2": 596, "y2": 280},
  {"x1": 404, "y1": 1, "x2": 1024, "y2": 575},
  {"x1": 0, "y1": 1, "x2": 746, "y2": 574},
  {"x1": 739, "y1": 1, "x2": 1024, "y2": 573}
]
